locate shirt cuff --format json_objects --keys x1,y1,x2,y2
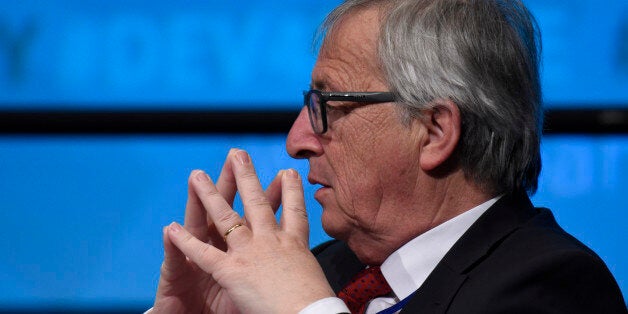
[{"x1": 298, "y1": 297, "x2": 350, "y2": 314}]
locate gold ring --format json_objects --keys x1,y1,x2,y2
[{"x1": 223, "y1": 223, "x2": 243, "y2": 241}]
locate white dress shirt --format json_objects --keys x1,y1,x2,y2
[{"x1": 300, "y1": 196, "x2": 499, "y2": 314}]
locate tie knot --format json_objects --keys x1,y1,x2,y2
[{"x1": 337, "y1": 266, "x2": 392, "y2": 314}]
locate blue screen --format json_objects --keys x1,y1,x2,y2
[
  {"x1": 0, "y1": 0, "x2": 339, "y2": 109},
  {"x1": 0, "y1": 0, "x2": 626, "y2": 311},
  {"x1": 0, "y1": 135, "x2": 626, "y2": 309},
  {"x1": 0, "y1": 0, "x2": 626, "y2": 108}
]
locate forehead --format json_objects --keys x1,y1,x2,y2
[{"x1": 312, "y1": 7, "x2": 387, "y2": 91}]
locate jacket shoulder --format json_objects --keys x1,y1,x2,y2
[{"x1": 449, "y1": 208, "x2": 627, "y2": 313}]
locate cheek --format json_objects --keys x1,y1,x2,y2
[
  {"x1": 328, "y1": 146, "x2": 385, "y2": 219},
  {"x1": 323, "y1": 110, "x2": 419, "y2": 221},
  {"x1": 328, "y1": 160, "x2": 362, "y2": 216}
]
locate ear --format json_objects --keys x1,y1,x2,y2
[{"x1": 418, "y1": 98, "x2": 461, "y2": 171}]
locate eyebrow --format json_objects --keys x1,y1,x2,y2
[
  {"x1": 311, "y1": 79, "x2": 346, "y2": 93},
  {"x1": 311, "y1": 80, "x2": 326, "y2": 91}
]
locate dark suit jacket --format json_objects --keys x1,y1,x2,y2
[{"x1": 314, "y1": 191, "x2": 627, "y2": 313}]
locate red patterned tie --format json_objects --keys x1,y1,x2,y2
[{"x1": 337, "y1": 266, "x2": 392, "y2": 314}]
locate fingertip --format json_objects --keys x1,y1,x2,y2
[
  {"x1": 286, "y1": 168, "x2": 299, "y2": 179},
  {"x1": 269, "y1": 169, "x2": 285, "y2": 188},
  {"x1": 195, "y1": 170, "x2": 211, "y2": 183},
  {"x1": 282, "y1": 169, "x2": 301, "y2": 184},
  {"x1": 162, "y1": 225, "x2": 171, "y2": 247},
  {"x1": 168, "y1": 221, "x2": 183, "y2": 234},
  {"x1": 164, "y1": 222, "x2": 194, "y2": 259},
  {"x1": 234, "y1": 149, "x2": 251, "y2": 165},
  {"x1": 162, "y1": 225, "x2": 180, "y2": 257},
  {"x1": 188, "y1": 169, "x2": 203, "y2": 186},
  {"x1": 164, "y1": 222, "x2": 184, "y2": 244},
  {"x1": 226, "y1": 148, "x2": 239, "y2": 162},
  {"x1": 266, "y1": 172, "x2": 283, "y2": 213},
  {"x1": 228, "y1": 147, "x2": 239, "y2": 155}
]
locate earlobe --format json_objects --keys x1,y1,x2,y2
[{"x1": 419, "y1": 99, "x2": 461, "y2": 171}]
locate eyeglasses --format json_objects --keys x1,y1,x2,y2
[{"x1": 303, "y1": 89, "x2": 395, "y2": 134}]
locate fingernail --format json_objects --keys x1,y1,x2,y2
[
  {"x1": 195, "y1": 170, "x2": 210, "y2": 182},
  {"x1": 169, "y1": 222, "x2": 182, "y2": 233},
  {"x1": 235, "y1": 150, "x2": 250, "y2": 165},
  {"x1": 287, "y1": 168, "x2": 299, "y2": 178}
]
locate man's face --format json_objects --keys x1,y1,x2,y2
[{"x1": 286, "y1": 7, "x2": 426, "y2": 262}]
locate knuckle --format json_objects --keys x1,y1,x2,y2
[
  {"x1": 283, "y1": 204, "x2": 308, "y2": 218},
  {"x1": 246, "y1": 196, "x2": 272, "y2": 208},
  {"x1": 284, "y1": 183, "x2": 303, "y2": 193},
  {"x1": 180, "y1": 231, "x2": 195, "y2": 244},
  {"x1": 196, "y1": 243, "x2": 212, "y2": 261},
  {"x1": 202, "y1": 187, "x2": 221, "y2": 198},
  {"x1": 239, "y1": 170, "x2": 259, "y2": 180},
  {"x1": 276, "y1": 231, "x2": 308, "y2": 249},
  {"x1": 215, "y1": 211, "x2": 239, "y2": 226}
]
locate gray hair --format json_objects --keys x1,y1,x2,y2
[{"x1": 318, "y1": 0, "x2": 543, "y2": 195}]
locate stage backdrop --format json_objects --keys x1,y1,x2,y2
[
  {"x1": 0, "y1": 0, "x2": 626, "y2": 311},
  {"x1": 0, "y1": 0, "x2": 626, "y2": 108}
]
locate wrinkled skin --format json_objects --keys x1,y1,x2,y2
[{"x1": 151, "y1": 149, "x2": 334, "y2": 314}]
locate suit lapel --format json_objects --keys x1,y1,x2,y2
[
  {"x1": 401, "y1": 191, "x2": 538, "y2": 313},
  {"x1": 401, "y1": 264, "x2": 468, "y2": 313}
]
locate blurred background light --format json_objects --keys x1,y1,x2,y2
[{"x1": 0, "y1": 0, "x2": 625, "y2": 311}]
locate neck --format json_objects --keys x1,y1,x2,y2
[{"x1": 347, "y1": 171, "x2": 492, "y2": 265}]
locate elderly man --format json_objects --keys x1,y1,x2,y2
[{"x1": 150, "y1": 0, "x2": 626, "y2": 313}]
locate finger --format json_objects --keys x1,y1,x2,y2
[
  {"x1": 167, "y1": 222, "x2": 225, "y2": 274},
  {"x1": 265, "y1": 170, "x2": 284, "y2": 214},
  {"x1": 160, "y1": 226, "x2": 188, "y2": 280},
  {"x1": 231, "y1": 150, "x2": 278, "y2": 231},
  {"x1": 216, "y1": 149, "x2": 238, "y2": 207},
  {"x1": 183, "y1": 149, "x2": 240, "y2": 241},
  {"x1": 190, "y1": 169, "x2": 250, "y2": 243},
  {"x1": 184, "y1": 170, "x2": 212, "y2": 242},
  {"x1": 280, "y1": 169, "x2": 309, "y2": 244}
]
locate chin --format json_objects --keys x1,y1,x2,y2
[{"x1": 320, "y1": 207, "x2": 350, "y2": 241}]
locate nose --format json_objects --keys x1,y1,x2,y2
[{"x1": 286, "y1": 106, "x2": 323, "y2": 159}]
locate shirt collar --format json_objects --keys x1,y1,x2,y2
[{"x1": 380, "y1": 196, "x2": 501, "y2": 300}]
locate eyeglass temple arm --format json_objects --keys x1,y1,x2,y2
[{"x1": 325, "y1": 92, "x2": 395, "y2": 102}]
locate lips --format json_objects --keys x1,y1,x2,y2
[
  {"x1": 307, "y1": 175, "x2": 330, "y2": 188},
  {"x1": 308, "y1": 175, "x2": 331, "y2": 203}
]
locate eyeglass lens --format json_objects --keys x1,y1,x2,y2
[{"x1": 307, "y1": 91, "x2": 323, "y2": 133}]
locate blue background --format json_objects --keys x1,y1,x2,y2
[
  {"x1": 0, "y1": 0, "x2": 626, "y2": 310},
  {"x1": 1, "y1": 0, "x2": 627, "y2": 107}
]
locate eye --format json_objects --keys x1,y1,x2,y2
[
  {"x1": 327, "y1": 102, "x2": 357, "y2": 114},
  {"x1": 324, "y1": 103, "x2": 354, "y2": 124}
]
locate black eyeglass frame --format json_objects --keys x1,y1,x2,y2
[{"x1": 303, "y1": 89, "x2": 395, "y2": 134}]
